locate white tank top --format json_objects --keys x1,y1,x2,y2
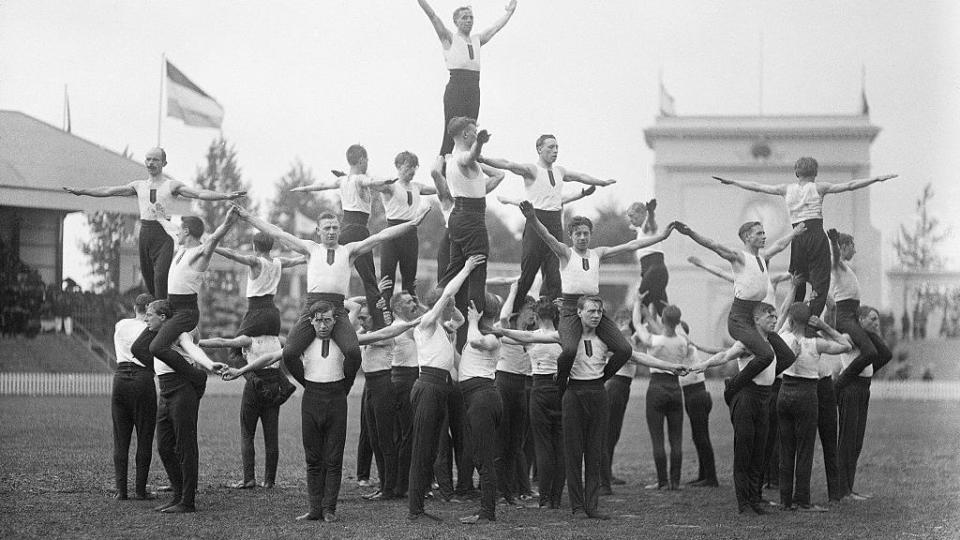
[
  {"x1": 154, "y1": 342, "x2": 196, "y2": 376},
  {"x1": 830, "y1": 263, "x2": 861, "y2": 302},
  {"x1": 381, "y1": 182, "x2": 423, "y2": 221},
  {"x1": 168, "y1": 245, "x2": 205, "y2": 295},
  {"x1": 529, "y1": 332, "x2": 562, "y2": 375},
  {"x1": 570, "y1": 335, "x2": 608, "y2": 380},
  {"x1": 738, "y1": 347, "x2": 777, "y2": 386},
  {"x1": 303, "y1": 337, "x2": 345, "y2": 382},
  {"x1": 633, "y1": 226, "x2": 665, "y2": 261},
  {"x1": 114, "y1": 318, "x2": 147, "y2": 367},
  {"x1": 560, "y1": 249, "x2": 601, "y2": 295},
  {"x1": 306, "y1": 244, "x2": 351, "y2": 295},
  {"x1": 415, "y1": 326, "x2": 455, "y2": 371},
  {"x1": 246, "y1": 256, "x2": 282, "y2": 297},
  {"x1": 443, "y1": 34, "x2": 481, "y2": 71},
  {"x1": 496, "y1": 341, "x2": 531, "y2": 375},
  {"x1": 391, "y1": 325, "x2": 419, "y2": 367},
  {"x1": 446, "y1": 153, "x2": 486, "y2": 198},
  {"x1": 243, "y1": 335, "x2": 282, "y2": 369},
  {"x1": 526, "y1": 165, "x2": 564, "y2": 211},
  {"x1": 779, "y1": 332, "x2": 819, "y2": 379},
  {"x1": 459, "y1": 339, "x2": 500, "y2": 381},
  {"x1": 132, "y1": 179, "x2": 176, "y2": 222},
  {"x1": 648, "y1": 334, "x2": 687, "y2": 375},
  {"x1": 733, "y1": 250, "x2": 770, "y2": 301},
  {"x1": 785, "y1": 182, "x2": 824, "y2": 223},
  {"x1": 679, "y1": 345, "x2": 706, "y2": 386},
  {"x1": 615, "y1": 359, "x2": 637, "y2": 378},
  {"x1": 362, "y1": 339, "x2": 395, "y2": 373},
  {"x1": 340, "y1": 174, "x2": 373, "y2": 214},
  {"x1": 841, "y1": 347, "x2": 873, "y2": 378}
]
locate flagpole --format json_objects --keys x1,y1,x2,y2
[{"x1": 157, "y1": 52, "x2": 165, "y2": 146}]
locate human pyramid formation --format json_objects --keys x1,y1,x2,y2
[{"x1": 64, "y1": 0, "x2": 900, "y2": 524}]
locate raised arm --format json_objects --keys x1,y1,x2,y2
[
  {"x1": 198, "y1": 207, "x2": 240, "y2": 267},
  {"x1": 761, "y1": 222, "x2": 807, "y2": 261},
  {"x1": 500, "y1": 281, "x2": 519, "y2": 326},
  {"x1": 215, "y1": 246, "x2": 259, "y2": 268},
  {"x1": 467, "y1": 302, "x2": 500, "y2": 351},
  {"x1": 62, "y1": 183, "x2": 136, "y2": 197},
  {"x1": 235, "y1": 206, "x2": 312, "y2": 255},
  {"x1": 820, "y1": 174, "x2": 898, "y2": 195},
  {"x1": 687, "y1": 255, "x2": 734, "y2": 283},
  {"x1": 350, "y1": 207, "x2": 430, "y2": 259},
  {"x1": 713, "y1": 176, "x2": 787, "y2": 196},
  {"x1": 641, "y1": 199, "x2": 659, "y2": 234},
  {"x1": 421, "y1": 254, "x2": 485, "y2": 329},
  {"x1": 482, "y1": 164, "x2": 506, "y2": 193},
  {"x1": 457, "y1": 130, "x2": 489, "y2": 168},
  {"x1": 519, "y1": 201, "x2": 570, "y2": 262},
  {"x1": 172, "y1": 180, "x2": 246, "y2": 201},
  {"x1": 416, "y1": 0, "x2": 452, "y2": 44},
  {"x1": 289, "y1": 177, "x2": 341, "y2": 193},
  {"x1": 359, "y1": 317, "x2": 421, "y2": 345},
  {"x1": 279, "y1": 255, "x2": 308, "y2": 268},
  {"x1": 476, "y1": 155, "x2": 536, "y2": 179},
  {"x1": 431, "y1": 155, "x2": 452, "y2": 204},
  {"x1": 561, "y1": 167, "x2": 616, "y2": 187},
  {"x1": 675, "y1": 222, "x2": 741, "y2": 263},
  {"x1": 478, "y1": 0, "x2": 518, "y2": 45},
  {"x1": 561, "y1": 186, "x2": 596, "y2": 205},
  {"x1": 598, "y1": 224, "x2": 673, "y2": 261}
]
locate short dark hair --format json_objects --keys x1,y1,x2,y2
[
  {"x1": 794, "y1": 156, "x2": 818, "y2": 178},
  {"x1": 452, "y1": 6, "x2": 472, "y2": 22},
  {"x1": 566, "y1": 216, "x2": 594, "y2": 236},
  {"x1": 390, "y1": 291, "x2": 414, "y2": 313},
  {"x1": 662, "y1": 305, "x2": 682, "y2": 329},
  {"x1": 317, "y1": 212, "x2": 340, "y2": 224},
  {"x1": 535, "y1": 134, "x2": 557, "y2": 151},
  {"x1": 308, "y1": 301, "x2": 335, "y2": 318},
  {"x1": 535, "y1": 297, "x2": 559, "y2": 326},
  {"x1": 857, "y1": 305, "x2": 879, "y2": 322},
  {"x1": 787, "y1": 302, "x2": 811, "y2": 329},
  {"x1": 181, "y1": 216, "x2": 205, "y2": 238},
  {"x1": 752, "y1": 302, "x2": 776, "y2": 321},
  {"x1": 577, "y1": 295, "x2": 604, "y2": 311},
  {"x1": 252, "y1": 232, "x2": 274, "y2": 253},
  {"x1": 446, "y1": 116, "x2": 476, "y2": 138},
  {"x1": 346, "y1": 144, "x2": 367, "y2": 166},
  {"x1": 738, "y1": 221, "x2": 762, "y2": 242},
  {"x1": 134, "y1": 293, "x2": 154, "y2": 314},
  {"x1": 148, "y1": 299, "x2": 173, "y2": 319},
  {"x1": 423, "y1": 287, "x2": 445, "y2": 308},
  {"x1": 482, "y1": 292, "x2": 502, "y2": 323},
  {"x1": 395, "y1": 151, "x2": 419, "y2": 169}
]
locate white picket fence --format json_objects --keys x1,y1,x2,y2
[{"x1": 0, "y1": 373, "x2": 958, "y2": 401}]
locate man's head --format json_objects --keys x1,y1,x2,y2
[
  {"x1": 786, "y1": 302, "x2": 811, "y2": 331},
  {"x1": 535, "y1": 134, "x2": 558, "y2": 164},
  {"x1": 837, "y1": 232, "x2": 856, "y2": 261},
  {"x1": 737, "y1": 221, "x2": 766, "y2": 250},
  {"x1": 858, "y1": 305, "x2": 881, "y2": 334},
  {"x1": 145, "y1": 299, "x2": 172, "y2": 331},
  {"x1": 391, "y1": 291, "x2": 420, "y2": 321},
  {"x1": 395, "y1": 151, "x2": 419, "y2": 182},
  {"x1": 752, "y1": 302, "x2": 778, "y2": 334},
  {"x1": 577, "y1": 295, "x2": 604, "y2": 330},
  {"x1": 252, "y1": 232, "x2": 274, "y2": 254},
  {"x1": 794, "y1": 156, "x2": 818, "y2": 179},
  {"x1": 613, "y1": 308, "x2": 632, "y2": 330},
  {"x1": 626, "y1": 202, "x2": 647, "y2": 228},
  {"x1": 566, "y1": 216, "x2": 593, "y2": 251},
  {"x1": 133, "y1": 293, "x2": 155, "y2": 316},
  {"x1": 514, "y1": 295, "x2": 538, "y2": 329},
  {"x1": 452, "y1": 6, "x2": 474, "y2": 33},
  {"x1": 356, "y1": 300, "x2": 374, "y2": 332},
  {"x1": 145, "y1": 147, "x2": 167, "y2": 176},
  {"x1": 315, "y1": 213, "x2": 341, "y2": 245},
  {"x1": 308, "y1": 301, "x2": 336, "y2": 339},
  {"x1": 346, "y1": 144, "x2": 368, "y2": 171},
  {"x1": 178, "y1": 216, "x2": 205, "y2": 245},
  {"x1": 480, "y1": 293, "x2": 503, "y2": 325},
  {"x1": 535, "y1": 297, "x2": 559, "y2": 327},
  {"x1": 662, "y1": 304, "x2": 682, "y2": 330},
  {"x1": 447, "y1": 116, "x2": 477, "y2": 147}
]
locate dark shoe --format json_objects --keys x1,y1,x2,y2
[
  {"x1": 797, "y1": 504, "x2": 828, "y2": 513},
  {"x1": 644, "y1": 482, "x2": 666, "y2": 490},
  {"x1": 160, "y1": 503, "x2": 196, "y2": 514},
  {"x1": 749, "y1": 503, "x2": 768, "y2": 515},
  {"x1": 459, "y1": 514, "x2": 495, "y2": 524},
  {"x1": 611, "y1": 476, "x2": 627, "y2": 486},
  {"x1": 693, "y1": 479, "x2": 719, "y2": 488},
  {"x1": 133, "y1": 492, "x2": 156, "y2": 500},
  {"x1": 599, "y1": 485, "x2": 613, "y2": 496},
  {"x1": 259, "y1": 481, "x2": 275, "y2": 489},
  {"x1": 114, "y1": 492, "x2": 128, "y2": 501},
  {"x1": 667, "y1": 482, "x2": 681, "y2": 491},
  {"x1": 153, "y1": 499, "x2": 181, "y2": 512},
  {"x1": 230, "y1": 480, "x2": 257, "y2": 489},
  {"x1": 323, "y1": 513, "x2": 339, "y2": 523},
  {"x1": 586, "y1": 511, "x2": 611, "y2": 520},
  {"x1": 407, "y1": 511, "x2": 442, "y2": 522},
  {"x1": 685, "y1": 478, "x2": 704, "y2": 486},
  {"x1": 296, "y1": 512, "x2": 322, "y2": 521}
]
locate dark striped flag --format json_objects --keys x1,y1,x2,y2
[{"x1": 166, "y1": 60, "x2": 224, "y2": 128}]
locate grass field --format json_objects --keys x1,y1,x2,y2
[{"x1": 1, "y1": 391, "x2": 958, "y2": 539}]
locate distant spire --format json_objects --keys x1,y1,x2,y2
[
  {"x1": 860, "y1": 64, "x2": 870, "y2": 116},
  {"x1": 658, "y1": 68, "x2": 675, "y2": 117}
]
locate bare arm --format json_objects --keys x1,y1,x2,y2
[
  {"x1": 416, "y1": 183, "x2": 438, "y2": 196},
  {"x1": 687, "y1": 255, "x2": 734, "y2": 283},
  {"x1": 690, "y1": 342, "x2": 748, "y2": 371},
  {"x1": 476, "y1": 155, "x2": 535, "y2": 179},
  {"x1": 820, "y1": 174, "x2": 898, "y2": 195},
  {"x1": 289, "y1": 178, "x2": 341, "y2": 193},
  {"x1": 562, "y1": 167, "x2": 616, "y2": 187},
  {"x1": 279, "y1": 255, "x2": 308, "y2": 268},
  {"x1": 467, "y1": 303, "x2": 500, "y2": 351},
  {"x1": 359, "y1": 317, "x2": 421, "y2": 345},
  {"x1": 442, "y1": 307, "x2": 465, "y2": 334},
  {"x1": 198, "y1": 336, "x2": 254, "y2": 349},
  {"x1": 62, "y1": 183, "x2": 136, "y2": 197},
  {"x1": 416, "y1": 0, "x2": 452, "y2": 44},
  {"x1": 675, "y1": 223, "x2": 741, "y2": 263},
  {"x1": 500, "y1": 281, "x2": 519, "y2": 326},
  {"x1": 235, "y1": 206, "x2": 313, "y2": 255},
  {"x1": 562, "y1": 186, "x2": 596, "y2": 204},
  {"x1": 497, "y1": 327, "x2": 560, "y2": 344},
  {"x1": 198, "y1": 208, "x2": 240, "y2": 266},
  {"x1": 350, "y1": 207, "x2": 430, "y2": 259},
  {"x1": 173, "y1": 180, "x2": 246, "y2": 201},
  {"x1": 457, "y1": 130, "x2": 489, "y2": 168},
  {"x1": 599, "y1": 225, "x2": 673, "y2": 261},
  {"x1": 224, "y1": 350, "x2": 283, "y2": 380},
  {"x1": 631, "y1": 351, "x2": 684, "y2": 374},
  {"x1": 478, "y1": 0, "x2": 518, "y2": 45},
  {"x1": 215, "y1": 247, "x2": 260, "y2": 268},
  {"x1": 518, "y1": 201, "x2": 570, "y2": 263},
  {"x1": 482, "y1": 164, "x2": 506, "y2": 193},
  {"x1": 178, "y1": 333, "x2": 228, "y2": 373},
  {"x1": 421, "y1": 255, "x2": 485, "y2": 329},
  {"x1": 809, "y1": 316, "x2": 852, "y2": 354},
  {"x1": 431, "y1": 155, "x2": 452, "y2": 203},
  {"x1": 761, "y1": 222, "x2": 806, "y2": 261},
  {"x1": 713, "y1": 176, "x2": 787, "y2": 196}
]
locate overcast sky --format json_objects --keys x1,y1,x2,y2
[{"x1": 2, "y1": 1, "x2": 958, "y2": 291}]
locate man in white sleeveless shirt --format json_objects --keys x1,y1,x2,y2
[
  {"x1": 714, "y1": 157, "x2": 897, "y2": 320},
  {"x1": 480, "y1": 134, "x2": 613, "y2": 312},
  {"x1": 63, "y1": 147, "x2": 246, "y2": 298}
]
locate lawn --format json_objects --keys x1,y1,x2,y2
[{"x1": 1, "y1": 391, "x2": 958, "y2": 539}]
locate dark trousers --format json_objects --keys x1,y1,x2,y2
[
  {"x1": 763, "y1": 378, "x2": 782, "y2": 487},
  {"x1": 837, "y1": 377, "x2": 871, "y2": 495},
  {"x1": 777, "y1": 377, "x2": 819, "y2": 506},
  {"x1": 557, "y1": 299, "x2": 633, "y2": 381},
  {"x1": 302, "y1": 382, "x2": 348, "y2": 515},
  {"x1": 836, "y1": 301, "x2": 892, "y2": 385},
  {"x1": 462, "y1": 377, "x2": 503, "y2": 520},
  {"x1": 435, "y1": 380, "x2": 474, "y2": 497},
  {"x1": 112, "y1": 364, "x2": 157, "y2": 497},
  {"x1": 340, "y1": 214, "x2": 385, "y2": 329},
  {"x1": 408, "y1": 369, "x2": 451, "y2": 515},
  {"x1": 563, "y1": 379, "x2": 609, "y2": 515},
  {"x1": 816, "y1": 377, "x2": 843, "y2": 500},
  {"x1": 229, "y1": 296, "x2": 282, "y2": 366},
  {"x1": 789, "y1": 219, "x2": 831, "y2": 318},
  {"x1": 729, "y1": 382, "x2": 770, "y2": 509},
  {"x1": 356, "y1": 383, "x2": 373, "y2": 481},
  {"x1": 646, "y1": 373, "x2": 683, "y2": 487},
  {"x1": 638, "y1": 253, "x2": 669, "y2": 317},
  {"x1": 283, "y1": 294, "x2": 360, "y2": 388},
  {"x1": 239, "y1": 372, "x2": 281, "y2": 484},
  {"x1": 601, "y1": 375, "x2": 631, "y2": 489},
  {"x1": 138, "y1": 220, "x2": 174, "y2": 299},
  {"x1": 380, "y1": 219, "x2": 419, "y2": 301},
  {"x1": 364, "y1": 371, "x2": 398, "y2": 495},
  {"x1": 156, "y1": 373, "x2": 202, "y2": 507},
  {"x1": 683, "y1": 382, "x2": 717, "y2": 483},
  {"x1": 439, "y1": 200, "x2": 488, "y2": 352},
  {"x1": 439, "y1": 69, "x2": 480, "y2": 155},
  {"x1": 148, "y1": 296, "x2": 205, "y2": 392},
  {"x1": 436, "y1": 229, "x2": 450, "y2": 284},
  {"x1": 392, "y1": 366, "x2": 419, "y2": 495},
  {"x1": 727, "y1": 299, "x2": 795, "y2": 393},
  {"x1": 514, "y1": 210, "x2": 563, "y2": 313},
  {"x1": 530, "y1": 375, "x2": 565, "y2": 507},
  {"x1": 496, "y1": 371, "x2": 529, "y2": 498}
]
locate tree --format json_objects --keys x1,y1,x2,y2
[
  {"x1": 893, "y1": 183, "x2": 951, "y2": 271},
  {"x1": 267, "y1": 160, "x2": 337, "y2": 234},
  {"x1": 80, "y1": 212, "x2": 131, "y2": 292}
]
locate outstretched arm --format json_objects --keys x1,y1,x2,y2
[
  {"x1": 687, "y1": 255, "x2": 734, "y2": 283},
  {"x1": 713, "y1": 176, "x2": 787, "y2": 196},
  {"x1": 350, "y1": 207, "x2": 430, "y2": 258},
  {"x1": 810, "y1": 316, "x2": 852, "y2": 355},
  {"x1": 477, "y1": 155, "x2": 535, "y2": 179},
  {"x1": 172, "y1": 180, "x2": 246, "y2": 201},
  {"x1": 598, "y1": 224, "x2": 673, "y2": 260},
  {"x1": 482, "y1": 164, "x2": 506, "y2": 193},
  {"x1": 289, "y1": 177, "x2": 341, "y2": 193},
  {"x1": 421, "y1": 254, "x2": 486, "y2": 330},
  {"x1": 761, "y1": 222, "x2": 806, "y2": 261},
  {"x1": 198, "y1": 335, "x2": 254, "y2": 349},
  {"x1": 416, "y1": 0, "x2": 452, "y2": 44},
  {"x1": 222, "y1": 350, "x2": 283, "y2": 380},
  {"x1": 674, "y1": 223, "x2": 741, "y2": 263},
  {"x1": 62, "y1": 183, "x2": 136, "y2": 197},
  {"x1": 562, "y1": 186, "x2": 596, "y2": 205},
  {"x1": 495, "y1": 327, "x2": 560, "y2": 344},
  {"x1": 518, "y1": 201, "x2": 570, "y2": 263},
  {"x1": 178, "y1": 333, "x2": 228, "y2": 373},
  {"x1": 478, "y1": 0, "x2": 518, "y2": 45},
  {"x1": 631, "y1": 351, "x2": 686, "y2": 375},
  {"x1": 431, "y1": 155, "x2": 453, "y2": 204},
  {"x1": 235, "y1": 206, "x2": 312, "y2": 255},
  {"x1": 690, "y1": 342, "x2": 748, "y2": 372},
  {"x1": 198, "y1": 207, "x2": 240, "y2": 268},
  {"x1": 279, "y1": 255, "x2": 308, "y2": 268},
  {"x1": 215, "y1": 247, "x2": 259, "y2": 269},
  {"x1": 562, "y1": 167, "x2": 616, "y2": 187},
  {"x1": 457, "y1": 130, "x2": 490, "y2": 168},
  {"x1": 358, "y1": 317, "x2": 422, "y2": 345},
  {"x1": 820, "y1": 174, "x2": 898, "y2": 195}
]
